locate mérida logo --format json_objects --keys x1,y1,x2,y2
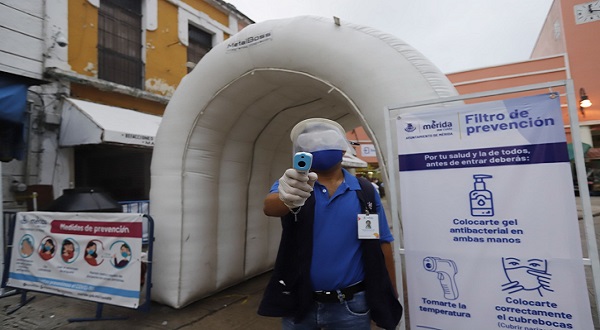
[{"x1": 422, "y1": 120, "x2": 452, "y2": 131}]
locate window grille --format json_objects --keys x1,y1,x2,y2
[
  {"x1": 98, "y1": 0, "x2": 144, "y2": 88},
  {"x1": 187, "y1": 25, "x2": 213, "y2": 73}
]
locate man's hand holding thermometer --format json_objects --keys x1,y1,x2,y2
[{"x1": 278, "y1": 152, "x2": 318, "y2": 210}]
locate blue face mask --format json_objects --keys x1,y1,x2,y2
[
  {"x1": 87, "y1": 249, "x2": 95, "y2": 255},
  {"x1": 121, "y1": 251, "x2": 129, "y2": 258},
  {"x1": 44, "y1": 245, "x2": 51, "y2": 251},
  {"x1": 311, "y1": 150, "x2": 343, "y2": 171}
]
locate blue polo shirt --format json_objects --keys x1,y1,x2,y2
[{"x1": 269, "y1": 169, "x2": 393, "y2": 291}]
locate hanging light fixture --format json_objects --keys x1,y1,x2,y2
[{"x1": 580, "y1": 88, "x2": 592, "y2": 115}]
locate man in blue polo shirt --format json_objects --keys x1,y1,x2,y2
[{"x1": 258, "y1": 118, "x2": 401, "y2": 330}]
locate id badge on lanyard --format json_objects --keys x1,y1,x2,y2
[{"x1": 358, "y1": 213, "x2": 379, "y2": 239}]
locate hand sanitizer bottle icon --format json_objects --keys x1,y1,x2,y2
[{"x1": 470, "y1": 174, "x2": 494, "y2": 216}]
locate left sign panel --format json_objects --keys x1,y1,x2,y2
[{"x1": 8, "y1": 212, "x2": 143, "y2": 308}]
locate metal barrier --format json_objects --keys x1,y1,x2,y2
[
  {"x1": 1, "y1": 212, "x2": 17, "y2": 295},
  {"x1": 2, "y1": 212, "x2": 30, "y2": 310},
  {"x1": 119, "y1": 201, "x2": 150, "y2": 244},
  {"x1": 119, "y1": 200, "x2": 149, "y2": 214}
]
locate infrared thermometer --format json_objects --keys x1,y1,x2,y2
[
  {"x1": 293, "y1": 152, "x2": 312, "y2": 173},
  {"x1": 423, "y1": 256, "x2": 459, "y2": 300}
]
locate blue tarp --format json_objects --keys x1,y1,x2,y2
[
  {"x1": 0, "y1": 76, "x2": 27, "y2": 161},
  {"x1": 0, "y1": 76, "x2": 27, "y2": 123}
]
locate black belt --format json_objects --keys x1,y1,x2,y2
[{"x1": 313, "y1": 282, "x2": 365, "y2": 303}]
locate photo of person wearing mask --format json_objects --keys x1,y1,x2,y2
[
  {"x1": 39, "y1": 238, "x2": 56, "y2": 261},
  {"x1": 61, "y1": 239, "x2": 76, "y2": 263},
  {"x1": 113, "y1": 243, "x2": 131, "y2": 268},
  {"x1": 85, "y1": 241, "x2": 101, "y2": 266}
]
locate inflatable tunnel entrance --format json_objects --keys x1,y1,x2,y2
[{"x1": 150, "y1": 16, "x2": 458, "y2": 308}]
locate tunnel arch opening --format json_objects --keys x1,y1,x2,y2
[{"x1": 150, "y1": 16, "x2": 457, "y2": 308}]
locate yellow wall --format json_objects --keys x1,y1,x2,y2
[
  {"x1": 68, "y1": 0, "x2": 99, "y2": 77},
  {"x1": 145, "y1": 0, "x2": 186, "y2": 97},
  {"x1": 71, "y1": 84, "x2": 166, "y2": 115},
  {"x1": 184, "y1": 0, "x2": 229, "y2": 26},
  {"x1": 67, "y1": 0, "x2": 244, "y2": 114}
]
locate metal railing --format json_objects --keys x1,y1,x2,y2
[
  {"x1": 2, "y1": 212, "x2": 16, "y2": 290},
  {"x1": 119, "y1": 200, "x2": 150, "y2": 244}
]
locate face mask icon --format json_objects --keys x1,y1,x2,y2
[
  {"x1": 423, "y1": 256, "x2": 459, "y2": 300},
  {"x1": 501, "y1": 257, "x2": 553, "y2": 296}
]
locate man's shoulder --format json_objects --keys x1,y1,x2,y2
[
  {"x1": 342, "y1": 169, "x2": 363, "y2": 189},
  {"x1": 354, "y1": 176, "x2": 377, "y2": 198},
  {"x1": 354, "y1": 175, "x2": 372, "y2": 188}
]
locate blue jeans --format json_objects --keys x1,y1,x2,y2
[{"x1": 282, "y1": 291, "x2": 371, "y2": 329}]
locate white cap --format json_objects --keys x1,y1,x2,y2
[{"x1": 290, "y1": 118, "x2": 350, "y2": 153}]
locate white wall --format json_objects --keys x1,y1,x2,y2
[{"x1": 0, "y1": 0, "x2": 45, "y2": 79}]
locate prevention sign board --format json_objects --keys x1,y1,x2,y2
[
  {"x1": 396, "y1": 93, "x2": 593, "y2": 329},
  {"x1": 7, "y1": 212, "x2": 143, "y2": 308}
]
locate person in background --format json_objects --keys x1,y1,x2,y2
[
  {"x1": 370, "y1": 178, "x2": 380, "y2": 195},
  {"x1": 258, "y1": 118, "x2": 402, "y2": 330},
  {"x1": 378, "y1": 179, "x2": 385, "y2": 198}
]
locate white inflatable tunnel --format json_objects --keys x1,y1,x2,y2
[{"x1": 150, "y1": 16, "x2": 458, "y2": 308}]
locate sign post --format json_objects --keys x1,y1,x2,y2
[{"x1": 394, "y1": 93, "x2": 593, "y2": 329}]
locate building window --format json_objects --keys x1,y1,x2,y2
[
  {"x1": 98, "y1": 0, "x2": 144, "y2": 88},
  {"x1": 187, "y1": 25, "x2": 212, "y2": 73}
]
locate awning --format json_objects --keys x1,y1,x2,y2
[
  {"x1": 342, "y1": 146, "x2": 368, "y2": 168},
  {"x1": 60, "y1": 98, "x2": 161, "y2": 147},
  {"x1": 587, "y1": 148, "x2": 600, "y2": 160},
  {"x1": 567, "y1": 142, "x2": 592, "y2": 161}
]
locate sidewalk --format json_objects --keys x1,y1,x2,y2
[
  {"x1": 576, "y1": 195, "x2": 600, "y2": 218},
  {"x1": 1, "y1": 271, "x2": 279, "y2": 329}
]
